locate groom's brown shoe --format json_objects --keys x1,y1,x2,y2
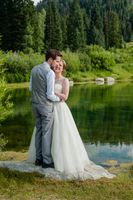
[
  {"x1": 42, "y1": 162, "x2": 54, "y2": 168},
  {"x1": 35, "y1": 159, "x2": 43, "y2": 166}
]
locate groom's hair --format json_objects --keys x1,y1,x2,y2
[{"x1": 45, "y1": 49, "x2": 62, "y2": 61}]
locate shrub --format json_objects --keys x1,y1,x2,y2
[
  {"x1": 0, "y1": 51, "x2": 6, "y2": 74},
  {"x1": 0, "y1": 70, "x2": 13, "y2": 121},
  {"x1": 85, "y1": 45, "x2": 105, "y2": 53},
  {"x1": 3, "y1": 51, "x2": 44, "y2": 83},
  {"x1": 84, "y1": 45, "x2": 116, "y2": 71},
  {"x1": 78, "y1": 53, "x2": 91, "y2": 72},
  {"x1": 90, "y1": 51, "x2": 115, "y2": 71},
  {"x1": 62, "y1": 50, "x2": 81, "y2": 73},
  {"x1": 110, "y1": 47, "x2": 133, "y2": 64},
  {"x1": 0, "y1": 134, "x2": 8, "y2": 151},
  {"x1": 0, "y1": 45, "x2": 119, "y2": 83}
]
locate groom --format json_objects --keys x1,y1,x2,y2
[{"x1": 30, "y1": 49, "x2": 62, "y2": 168}]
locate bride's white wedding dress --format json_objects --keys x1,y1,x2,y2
[{"x1": 28, "y1": 78, "x2": 115, "y2": 180}]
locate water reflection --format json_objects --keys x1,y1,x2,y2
[
  {"x1": 1, "y1": 82, "x2": 133, "y2": 163},
  {"x1": 68, "y1": 82, "x2": 133, "y2": 146},
  {"x1": 85, "y1": 143, "x2": 133, "y2": 164}
]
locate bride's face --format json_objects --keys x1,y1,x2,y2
[
  {"x1": 51, "y1": 56, "x2": 61, "y2": 68},
  {"x1": 53, "y1": 61, "x2": 63, "y2": 74}
]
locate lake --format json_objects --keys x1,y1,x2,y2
[{"x1": 1, "y1": 82, "x2": 133, "y2": 164}]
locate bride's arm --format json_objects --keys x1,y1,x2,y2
[{"x1": 55, "y1": 78, "x2": 69, "y2": 101}]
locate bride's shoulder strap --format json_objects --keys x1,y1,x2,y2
[{"x1": 62, "y1": 77, "x2": 69, "y2": 85}]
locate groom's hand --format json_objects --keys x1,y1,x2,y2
[{"x1": 60, "y1": 97, "x2": 64, "y2": 102}]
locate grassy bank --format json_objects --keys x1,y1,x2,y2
[
  {"x1": 6, "y1": 82, "x2": 30, "y2": 89},
  {"x1": 1, "y1": 43, "x2": 133, "y2": 84},
  {"x1": 0, "y1": 151, "x2": 133, "y2": 200}
]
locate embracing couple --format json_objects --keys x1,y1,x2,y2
[{"x1": 28, "y1": 49, "x2": 115, "y2": 180}]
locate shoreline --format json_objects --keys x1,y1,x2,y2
[
  {"x1": 5, "y1": 77, "x2": 133, "y2": 89},
  {"x1": 0, "y1": 150, "x2": 133, "y2": 170}
]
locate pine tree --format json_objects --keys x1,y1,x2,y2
[
  {"x1": 104, "y1": 13, "x2": 109, "y2": 49},
  {"x1": 82, "y1": 9, "x2": 90, "y2": 45},
  {"x1": 67, "y1": 0, "x2": 86, "y2": 51},
  {"x1": 23, "y1": 24, "x2": 34, "y2": 53},
  {"x1": 44, "y1": 1, "x2": 53, "y2": 49},
  {"x1": 129, "y1": 8, "x2": 133, "y2": 30},
  {"x1": 0, "y1": 34, "x2": 2, "y2": 48},
  {"x1": 0, "y1": 0, "x2": 11, "y2": 50},
  {"x1": 129, "y1": 8, "x2": 133, "y2": 40},
  {"x1": 33, "y1": 9, "x2": 46, "y2": 53},
  {"x1": 45, "y1": 1, "x2": 62, "y2": 50},
  {"x1": 108, "y1": 11, "x2": 122, "y2": 48},
  {"x1": 103, "y1": 0, "x2": 131, "y2": 43},
  {"x1": 61, "y1": 16, "x2": 68, "y2": 49},
  {"x1": 20, "y1": 0, "x2": 36, "y2": 51},
  {"x1": 0, "y1": 0, "x2": 35, "y2": 51},
  {"x1": 124, "y1": 22, "x2": 132, "y2": 42},
  {"x1": 88, "y1": 3, "x2": 105, "y2": 47}
]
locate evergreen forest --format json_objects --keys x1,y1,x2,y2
[{"x1": 0, "y1": 0, "x2": 133, "y2": 53}]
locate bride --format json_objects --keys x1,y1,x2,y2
[{"x1": 28, "y1": 60, "x2": 115, "y2": 180}]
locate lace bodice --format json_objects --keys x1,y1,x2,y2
[{"x1": 54, "y1": 77, "x2": 65, "y2": 93}]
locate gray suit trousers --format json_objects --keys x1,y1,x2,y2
[{"x1": 32, "y1": 103, "x2": 54, "y2": 164}]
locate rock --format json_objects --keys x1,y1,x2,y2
[
  {"x1": 95, "y1": 78, "x2": 104, "y2": 82},
  {"x1": 95, "y1": 78, "x2": 104, "y2": 85},
  {"x1": 105, "y1": 77, "x2": 115, "y2": 83},
  {"x1": 69, "y1": 80, "x2": 74, "y2": 87},
  {"x1": 101, "y1": 160, "x2": 119, "y2": 168},
  {"x1": 0, "y1": 160, "x2": 115, "y2": 180},
  {"x1": 106, "y1": 81, "x2": 115, "y2": 86}
]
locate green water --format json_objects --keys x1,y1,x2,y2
[{"x1": 1, "y1": 82, "x2": 133, "y2": 164}]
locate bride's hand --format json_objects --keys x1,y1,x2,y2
[{"x1": 55, "y1": 92, "x2": 66, "y2": 101}]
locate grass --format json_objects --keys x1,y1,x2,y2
[
  {"x1": 0, "y1": 167, "x2": 133, "y2": 200},
  {"x1": 0, "y1": 151, "x2": 133, "y2": 200},
  {"x1": 6, "y1": 82, "x2": 29, "y2": 89},
  {"x1": 69, "y1": 69, "x2": 133, "y2": 83}
]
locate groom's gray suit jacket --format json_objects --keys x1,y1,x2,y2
[{"x1": 31, "y1": 63, "x2": 54, "y2": 164}]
